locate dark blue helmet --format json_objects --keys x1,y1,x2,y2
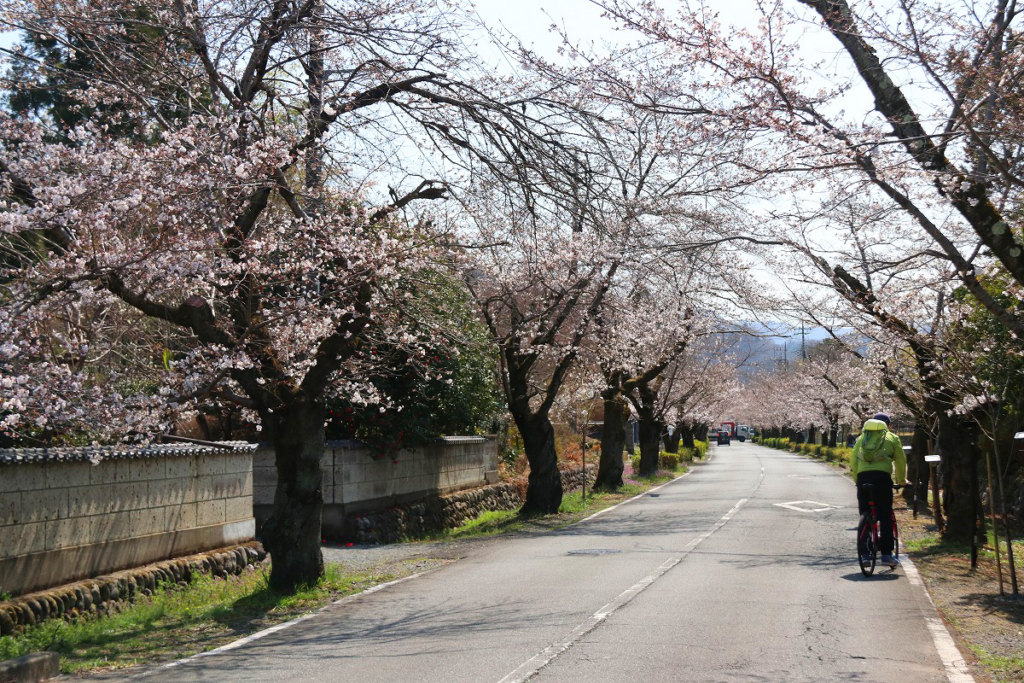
[{"x1": 872, "y1": 412, "x2": 891, "y2": 426}]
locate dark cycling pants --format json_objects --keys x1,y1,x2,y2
[{"x1": 857, "y1": 470, "x2": 895, "y2": 556}]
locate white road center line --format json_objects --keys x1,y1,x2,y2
[{"x1": 496, "y1": 498, "x2": 750, "y2": 683}]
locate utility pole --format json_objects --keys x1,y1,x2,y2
[{"x1": 801, "y1": 323, "x2": 807, "y2": 360}]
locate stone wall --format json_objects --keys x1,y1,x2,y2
[
  {"x1": 0, "y1": 543, "x2": 265, "y2": 635},
  {"x1": 347, "y1": 464, "x2": 595, "y2": 544},
  {"x1": 0, "y1": 442, "x2": 256, "y2": 597},
  {"x1": 254, "y1": 436, "x2": 498, "y2": 535}
]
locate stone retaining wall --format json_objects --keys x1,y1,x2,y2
[
  {"x1": 0, "y1": 442, "x2": 257, "y2": 597},
  {"x1": 254, "y1": 437, "x2": 499, "y2": 536},
  {"x1": 0, "y1": 542, "x2": 265, "y2": 635},
  {"x1": 346, "y1": 464, "x2": 595, "y2": 544}
]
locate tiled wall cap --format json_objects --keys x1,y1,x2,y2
[
  {"x1": 0, "y1": 441, "x2": 257, "y2": 466},
  {"x1": 318, "y1": 436, "x2": 493, "y2": 450}
]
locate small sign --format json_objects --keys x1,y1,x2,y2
[
  {"x1": 903, "y1": 445, "x2": 913, "y2": 451},
  {"x1": 925, "y1": 455, "x2": 941, "y2": 463}
]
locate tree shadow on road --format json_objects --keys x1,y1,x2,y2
[{"x1": 840, "y1": 571, "x2": 900, "y2": 582}]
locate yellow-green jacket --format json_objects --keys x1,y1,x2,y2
[{"x1": 851, "y1": 419, "x2": 907, "y2": 485}]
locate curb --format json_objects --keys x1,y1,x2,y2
[{"x1": 0, "y1": 653, "x2": 59, "y2": 683}]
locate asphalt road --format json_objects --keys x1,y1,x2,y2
[{"x1": 100, "y1": 442, "x2": 964, "y2": 682}]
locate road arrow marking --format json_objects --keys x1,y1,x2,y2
[{"x1": 773, "y1": 500, "x2": 843, "y2": 512}]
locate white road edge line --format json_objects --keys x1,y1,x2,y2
[
  {"x1": 575, "y1": 449, "x2": 716, "y2": 525},
  {"x1": 132, "y1": 570, "x2": 432, "y2": 678},
  {"x1": 901, "y1": 555, "x2": 975, "y2": 683},
  {"x1": 830, "y1": 453, "x2": 976, "y2": 683},
  {"x1": 496, "y1": 497, "x2": 749, "y2": 683}
]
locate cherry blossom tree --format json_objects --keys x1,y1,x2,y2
[{"x1": 0, "y1": 0, "x2": 588, "y2": 589}]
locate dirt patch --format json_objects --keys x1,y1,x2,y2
[{"x1": 896, "y1": 502, "x2": 1024, "y2": 683}]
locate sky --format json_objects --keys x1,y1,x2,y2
[{"x1": 0, "y1": 1, "x2": 947, "y2": 330}]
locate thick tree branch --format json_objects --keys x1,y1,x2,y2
[{"x1": 799, "y1": 0, "x2": 1024, "y2": 289}]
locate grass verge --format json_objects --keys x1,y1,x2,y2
[
  {"x1": 0, "y1": 559, "x2": 434, "y2": 674},
  {"x1": 969, "y1": 645, "x2": 1024, "y2": 683},
  {"x1": 423, "y1": 468, "x2": 685, "y2": 542}
]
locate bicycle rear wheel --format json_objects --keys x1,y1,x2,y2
[
  {"x1": 858, "y1": 514, "x2": 876, "y2": 577},
  {"x1": 892, "y1": 517, "x2": 899, "y2": 562}
]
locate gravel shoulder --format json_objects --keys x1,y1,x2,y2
[{"x1": 896, "y1": 504, "x2": 1024, "y2": 683}]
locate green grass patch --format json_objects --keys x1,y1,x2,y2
[
  {"x1": 901, "y1": 526, "x2": 1024, "y2": 564},
  {"x1": 434, "y1": 509, "x2": 525, "y2": 539},
  {"x1": 900, "y1": 531, "x2": 959, "y2": 556},
  {"x1": 0, "y1": 562, "x2": 418, "y2": 674},
  {"x1": 970, "y1": 645, "x2": 1024, "y2": 683},
  {"x1": 424, "y1": 473, "x2": 682, "y2": 543}
]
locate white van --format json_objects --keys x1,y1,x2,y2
[{"x1": 737, "y1": 425, "x2": 752, "y2": 442}]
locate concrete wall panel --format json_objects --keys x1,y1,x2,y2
[{"x1": 0, "y1": 442, "x2": 256, "y2": 597}]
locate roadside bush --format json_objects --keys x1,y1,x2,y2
[
  {"x1": 693, "y1": 439, "x2": 709, "y2": 459},
  {"x1": 630, "y1": 451, "x2": 685, "y2": 475},
  {"x1": 793, "y1": 442, "x2": 854, "y2": 465}
]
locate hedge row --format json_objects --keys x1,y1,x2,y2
[
  {"x1": 753, "y1": 436, "x2": 852, "y2": 465},
  {"x1": 629, "y1": 439, "x2": 708, "y2": 476}
]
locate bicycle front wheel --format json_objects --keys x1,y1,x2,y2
[{"x1": 858, "y1": 514, "x2": 876, "y2": 577}]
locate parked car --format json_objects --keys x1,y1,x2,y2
[{"x1": 717, "y1": 430, "x2": 731, "y2": 446}]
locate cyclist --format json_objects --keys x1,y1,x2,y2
[{"x1": 851, "y1": 412, "x2": 907, "y2": 567}]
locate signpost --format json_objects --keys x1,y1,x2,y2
[
  {"x1": 924, "y1": 455, "x2": 943, "y2": 533},
  {"x1": 903, "y1": 446, "x2": 918, "y2": 518}
]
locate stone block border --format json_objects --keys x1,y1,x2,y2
[
  {"x1": 346, "y1": 464, "x2": 595, "y2": 544},
  {"x1": 0, "y1": 542, "x2": 265, "y2": 636},
  {"x1": 0, "y1": 652, "x2": 59, "y2": 683}
]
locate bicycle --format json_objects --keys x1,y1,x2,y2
[{"x1": 857, "y1": 483, "x2": 903, "y2": 577}]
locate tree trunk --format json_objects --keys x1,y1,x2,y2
[
  {"x1": 596, "y1": 394, "x2": 627, "y2": 490},
  {"x1": 828, "y1": 420, "x2": 838, "y2": 448},
  {"x1": 516, "y1": 413, "x2": 563, "y2": 514},
  {"x1": 625, "y1": 417, "x2": 636, "y2": 454},
  {"x1": 937, "y1": 412, "x2": 983, "y2": 543},
  {"x1": 695, "y1": 424, "x2": 709, "y2": 441},
  {"x1": 638, "y1": 412, "x2": 662, "y2": 477},
  {"x1": 680, "y1": 422, "x2": 696, "y2": 449},
  {"x1": 663, "y1": 427, "x2": 681, "y2": 454},
  {"x1": 808, "y1": 425, "x2": 817, "y2": 445},
  {"x1": 905, "y1": 425, "x2": 928, "y2": 507},
  {"x1": 261, "y1": 399, "x2": 326, "y2": 592}
]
